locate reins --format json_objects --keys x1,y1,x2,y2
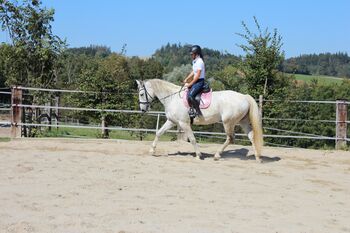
[
  {"x1": 138, "y1": 83, "x2": 185, "y2": 111},
  {"x1": 159, "y1": 85, "x2": 185, "y2": 101}
]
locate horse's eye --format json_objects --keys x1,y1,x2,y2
[{"x1": 140, "y1": 93, "x2": 144, "y2": 97}]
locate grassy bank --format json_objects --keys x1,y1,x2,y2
[{"x1": 288, "y1": 73, "x2": 344, "y2": 85}]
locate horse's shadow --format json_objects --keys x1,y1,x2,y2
[{"x1": 168, "y1": 148, "x2": 281, "y2": 163}]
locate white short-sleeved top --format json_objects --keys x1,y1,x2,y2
[{"x1": 192, "y1": 57, "x2": 205, "y2": 80}]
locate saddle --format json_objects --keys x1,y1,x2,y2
[{"x1": 182, "y1": 82, "x2": 212, "y2": 109}]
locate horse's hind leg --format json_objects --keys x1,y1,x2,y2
[
  {"x1": 214, "y1": 121, "x2": 235, "y2": 160},
  {"x1": 179, "y1": 121, "x2": 202, "y2": 160},
  {"x1": 240, "y1": 119, "x2": 261, "y2": 162},
  {"x1": 150, "y1": 120, "x2": 175, "y2": 155}
]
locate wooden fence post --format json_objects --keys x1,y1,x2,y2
[
  {"x1": 54, "y1": 96, "x2": 59, "y2": 129},
  {"x1": 101, "y1": 115, "x2": 109, "y2": 138},
  {"x1": 336, "y1": 99, "x2": 347, "y2": 150},
  {"x1": 259, "y1": 95, "x2": 263, "y2": 119},
  {"x1": 11, "y1": 86, "x2": 23, "y2": 138}
]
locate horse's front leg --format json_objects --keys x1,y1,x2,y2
[
  {"x1": 179, "y1": 121, "x2": 202, "y2": 160},
  {"x1": 150, "y1": 120, "x2": 175, "y2": 156}
]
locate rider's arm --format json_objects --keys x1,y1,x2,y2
[
  {"x1": 183, "y1": 71, "x2": 194, "y2": 83},
  {"x1": 187, "y1": 69, "x2": 201, "y2": 87}
]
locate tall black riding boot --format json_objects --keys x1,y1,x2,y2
[
  {"x1": 193, "y1": 101, "x2": 202, "y2": 117},
  {"x1": 188, "y1": 96, "x2": 202, "y2": 118},
  {"x1": 187, "y1": 96, "x2": 195, "y2": 117}
]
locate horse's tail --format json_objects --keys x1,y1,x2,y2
[{"x1": 246, "y1": 95, "x2": 263, "y2": 157}]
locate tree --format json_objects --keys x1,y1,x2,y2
[
  {"x1": 128, "y1": 57, "x2": 164, "y2": 81},
  {"x1": 236, "y1": 17, "x2": 285, "y2": 98},
  {"x1": 153, "y1": 43, "x2": 239, "y2": 74},
  {"x1": 211, "y1": 65, "x2": 246, "y2": 92},
  {"x1": 0, "y1": 0, "x2": 65, "y2": 88},
  {"x1": 163, "y1": 64, "x2": 191, "y2": 84},
  {"x1": 67, "y1": 45, "x2": 111, "y2": 58},
  {"x1": 283, "y1": 53, "x2": 350, "y2": 78}
]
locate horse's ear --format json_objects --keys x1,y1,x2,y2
[
  {"x1": 135, "y1": 80, "x2": 141, "y2": 88},
  {"x1": 135, "y1": 80, "x2": 142, "y2": 87}
]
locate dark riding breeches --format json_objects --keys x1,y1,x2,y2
[{"x1": 187, "y1": 79, "x2": 204, "y2": 107}]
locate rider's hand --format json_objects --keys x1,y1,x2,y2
[{"x1": 184, "y1": 83, "x2": 190, "y2": 88}]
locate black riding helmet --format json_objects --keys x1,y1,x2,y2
[{"x1": 190, "y1": 45, "x2": 203, "y2": 58}]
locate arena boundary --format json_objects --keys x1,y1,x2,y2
[{"x1": 0, "y1": 86, "x2": 348, "y2": 149}]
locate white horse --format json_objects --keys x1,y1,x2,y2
[{"x1": 136, "y1": 79, "x2": 263, "y2": 162}]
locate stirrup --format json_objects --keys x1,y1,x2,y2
[{"x1": 188, "y1": 108, "x2": 197, "y2": 118}]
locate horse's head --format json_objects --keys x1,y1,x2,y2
[{"x1": 136, "y1": 80, "x2": 155, "y2": 112}]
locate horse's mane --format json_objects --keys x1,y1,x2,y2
[{"x1": 147, "y1": 79, "x2": 181, "y2": 93}]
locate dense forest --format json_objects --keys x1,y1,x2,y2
[
  {"x1": 0, "y1": 1, "x2": 349, "y2": 149},
  {"x1": 153, "y1": 43, "x2": 240, "y2": 73},
  {"x1": 155, "y1": 44, "x2": 350, "y2": 79},
  {"x1": 282, "y1": 53, "x2": 350, "y2": 78}
]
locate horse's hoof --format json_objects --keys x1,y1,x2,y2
[
  {"x1": 256, "y1": 157, "x2": 262, "y2": 163},
  {"x1": 196, "y1": 154, "x2": 203, "y2": 160},
  {"x1": 214, "y1": 153, "x2": 221, "y2": 161},
  {"x1": 149, "y1": 148, "x2": 155, "y2": 155}
]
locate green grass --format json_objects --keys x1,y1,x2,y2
[
  {"x1": 35, "y1": 127, "x2": 228, "y2": 144},
  {"x1": 0, "y1": 137, "x2": 10, "y2": 142},
  {"x1": 37, "y1": 127, "x2": 176, "y2": 141},
  {"x1": 288, "y1": 73, "x2": 344, "y2": 85}
]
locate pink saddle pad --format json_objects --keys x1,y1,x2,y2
[{"x1": 182, "y1": 89, "x2": 212, "y2": 109}]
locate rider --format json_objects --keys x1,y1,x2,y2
[{"x1": 183, "y1": 45, "x2": 205, "y2": 118}]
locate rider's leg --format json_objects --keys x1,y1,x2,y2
[
  {"x1": 188, "y1": 95, "x2": 198, "y2": 117},
  {"x1": 186, "y1": 89, "x2": 196, "y2": 118},
  {"x1": 188, "y1": 80, "x2": 204, "y2": 116}
]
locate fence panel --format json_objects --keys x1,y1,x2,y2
[{"x1": 3, "y1": 86, "x2": 349, "y2": 149}]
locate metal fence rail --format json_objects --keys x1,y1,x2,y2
[
  {"x1": 11, "y1": 122, "x2": 349, "y2": 142},
  {"x1": 1, "y1": 86, "x2": 348, "y2": 149}
]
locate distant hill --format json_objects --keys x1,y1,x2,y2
[
  {"x1": 152, "y1": 43, "x2": 240, "y2": 73},
  {"x1": 282, "y1": 52, "x2": 350, "y2": 78},
  {"x1": 64, "y1": 44, "x2": 350, "y2": 80},
  {"x1": 153, "y1": 44, "x2": 350, "y2": 79},
  {"x1": 66, "y1": 45, "x2": 112, "y2": 58}
]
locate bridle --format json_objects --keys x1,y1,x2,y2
[
  {"x1": 138, "y1": 81, "x2": 185, "y2": 112},
  {"x1": 138, "y1": 82, "x2": 154, "y2": 112}
]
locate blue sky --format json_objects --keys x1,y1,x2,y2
[{"x1": 1, "y1": 0, "x2": 349, "y2": 58}]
